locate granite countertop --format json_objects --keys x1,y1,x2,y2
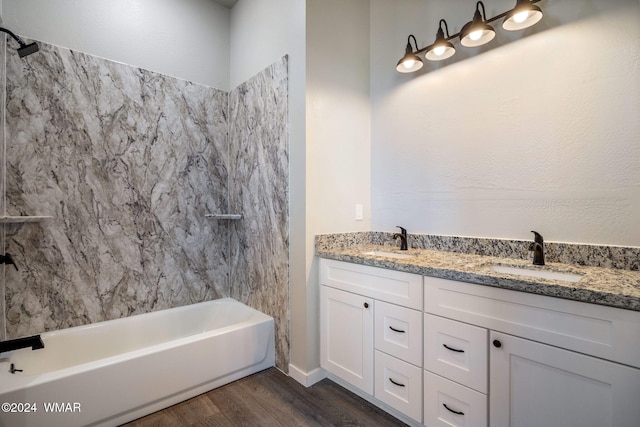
[{"x1": 317, "y1": 244, "x2": 640, "y2": 312}]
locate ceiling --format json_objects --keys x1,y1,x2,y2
[{"x1": 212, "y1": 0, "x2": 238, "y2": 8}]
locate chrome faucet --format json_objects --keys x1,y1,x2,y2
[
  {"x1": 530, "y1": 231, "x2": 545, "y2": 265},
  {"x1": 393, "y1": 226, "x2": 408, "y2": 251}
]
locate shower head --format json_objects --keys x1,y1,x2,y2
[
  {"x1": 17, "y1": 42, "x2": 39, "y2": 58},
  {"x1": 0, "y1": 27, "x2": 39, "y2": 58}
]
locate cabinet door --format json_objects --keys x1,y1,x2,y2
[
  {"x1": 321, "y1": 286, "x2": 374, "y2": 394},
  {"x1": 490, "y1": 331, "x2": 640, "y2": 427}
]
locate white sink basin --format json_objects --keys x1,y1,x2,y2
[
  {"x1": 362, "y1": 250, "x2": 415, "y2": 260},
  {"x1": 491, "y1": 265, "x2": 583, "y2": 283}
]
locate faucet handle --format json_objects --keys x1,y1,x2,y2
[
  {"x1": 531, "y1": 231, "x2": 544, "y2": 244},
  {"x1": 396, "y1": 226, "x2": 407, "y2": 235}
]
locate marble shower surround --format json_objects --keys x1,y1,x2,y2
[
  {"x1": 3, "y1": 41, "x2": 229, "y2": 337},
  {"x1": 2, "y1": 40, "x2": 290, "y2": 369},
  {"x1": 229, "y1": 56, "x2": 289, "y2": 370}
]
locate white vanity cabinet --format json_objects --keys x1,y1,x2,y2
[
  {"x1": 320, "y1": 257, "x2": 640, "y2": 427},
  {"x1": 320, "y1": 259, "x2": 423, "y2": 423},
  {"x1": 424, "y1": 276, "x2": 640, "y2": 427}
]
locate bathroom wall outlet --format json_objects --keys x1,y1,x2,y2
[{"x1": 355, "y1": 204, "x2": 364, "y2": 221}]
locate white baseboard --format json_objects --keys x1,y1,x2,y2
[{"x1": 288, "y1": 364, "x2": 327, "y2": 387}]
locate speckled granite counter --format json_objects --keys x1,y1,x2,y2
[{"x1": 316, "y1": 236, "x2": 640, "y2": 312}]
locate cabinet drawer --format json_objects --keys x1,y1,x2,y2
[
  {"x1": 375, "y1": 301, "x2": 422, "y2": 366},
  {"x1": 425, "y1": 276, "x2": 640, "y2": 368},
  {"x1": 424, "y1": 370, "x2": 487, "y2": 427},
  {"x1": 321, "y1": 259, "x2": 422, "y2": 310},
  {"x1": 424, "y1": 314, "x2": 488, "y2": 393},
  {"x1": 374, "y1": 350, "x2": 423, "y2": 423}
]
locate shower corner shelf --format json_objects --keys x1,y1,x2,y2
[
  {"x1": 205, "y1": 213, "x2": 243, "y2": 220},
  {"x1": 0, "y1": 215, "x2": 53, "y2": 224}
]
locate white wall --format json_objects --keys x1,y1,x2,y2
[
  {"x1": 370, "y1": 0, "x2": 640, "y2": 246},
  {"x1": 298, "y1": 0, "x2": 371, "y2": 379},
  {"x1": 307, "y1": 0, "x2": 371, "y2": 236},
  {"x1": 1, "y1": 0, "x2": 230, "y2": 89}
]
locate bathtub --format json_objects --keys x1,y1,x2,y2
[{"x1": 0, "y1": 298, "x2": 275, "y2": 427}]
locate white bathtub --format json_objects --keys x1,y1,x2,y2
[{"x1": 0, "y1": 298, "x2": 275, "y2": 427}]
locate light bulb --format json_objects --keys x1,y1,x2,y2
[
  {"x1": 433, "y1": 46, "x2": 446, "y2": 56},
  {"x1": 470, "y1": 30, "x2": 483, "y2": 41},
  {"x1": 513, "y1": 10, "x2": 529, "y2": 23},
  {"x1": 403, "y1": 59, "x2": 415, "y2": 69}
]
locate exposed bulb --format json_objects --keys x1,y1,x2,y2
[
  {"x1": 402, "y1": 59, "x2": 416, "y2": 69},
  {"x1": 469, "y1": 30, "x2": 483, "y2": 41},
  {"x1": 513, "y1": 10, "x2": 529, "y2": 23},
  {"x1": 433, "y1": 46, "x2": 446, "y2": 56}
]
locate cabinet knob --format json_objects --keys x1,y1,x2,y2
[
  {"x1": 493, "y1": 339, "x2": 502, "y2": 348},
  {"x1": 364, "y1": 302, "x2": 369, "y2": 308}
]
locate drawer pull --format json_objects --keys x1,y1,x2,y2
[
  {"x1": 364, "y1": 302, "x2": 369, "y2": 308},
  {"x1": 443, "y1": 343, "x2": 465, "y2": 353},
  {"x1": 389, "y1": 326, "x2": 406, "y2": 333},
  {"x1": 389, "y1": 378, "x2": 405, "y2": 387},
  {"x1": 443, "y1": 403, "x2": 465, "y2": 416}
]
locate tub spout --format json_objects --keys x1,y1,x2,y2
[{"x1": 0, "y1": 335, "x2": 44, "y2": 354}]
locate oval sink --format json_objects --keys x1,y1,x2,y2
[
  {"x1": 491, "y1": 265, "x2": 583, "y2": 283},
  {"x1": 362, "y1": 250, "x2": 415, "y2": 260}
]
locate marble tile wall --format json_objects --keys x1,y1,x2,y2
[
  {"x1": 3, "y1": 41, "x2": 230, "y2": 338},
  {"x1": 229, "y1": 56, "x2": 289, "y2": 370},
  {"x1": 1, "y1": 39, "x2": 290, "y2": 370}
]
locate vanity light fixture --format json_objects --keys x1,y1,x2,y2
[
  {"x1": 425, "y1": 20, "x2": 456, "y2": 61},
  {"x1": 502, "y1": 0, "x2": 543, "y2": 31},
  {"x1": 397, "y1": 0, "x2": 543, "y2": 71},
  {"x1": 460, "y1": 1, "x2": 495, "y2": 47},
  {"x1": 396, "y1": 35, "x2": 424, "y2": 73}
]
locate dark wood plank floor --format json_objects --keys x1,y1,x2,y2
[{"x1": 121, "y1": 368, "x2": 408, "y2": 426}]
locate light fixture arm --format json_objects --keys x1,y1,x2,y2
[
  {"x1": 475, "y1": 1, "x2": 488, "y2": 22},
  {"x1": 407, "y1": 34, "x2": 419, "y2": 53},
  {"x1": 438, "y1": 19, "x2": 451, "y2": 39}
]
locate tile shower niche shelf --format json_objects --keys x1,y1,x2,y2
[
  {"x1": 0, "y1": 215, "x2": 53, "y2": 224},
  {"x1": 205, "y1": 214, "x2": 243, "y2": 220}
]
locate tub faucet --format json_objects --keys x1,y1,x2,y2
[
  {"x1": 0, "y1": 335, "x2": 44, "y2": 355},
  {"x1": 530, "y1": 231, "x2": 545, "y2": 266},
  {"x1": 0, "y1": 253, "x2": 18, "y2": 271},
  {"x1": 393, "y1": 226, "x2": 408, "y2": 251}
]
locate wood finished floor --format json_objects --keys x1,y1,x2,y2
[{"x1": 121, "y1": 368, "x2": 408, "y2": 427}]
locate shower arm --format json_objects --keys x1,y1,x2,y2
[
  {"x1": 0, "y1": 27, "x2": 39, "y2": 57},
  {"x1": 0, "y1": 27, "x2": 29, "y2": 47}
]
